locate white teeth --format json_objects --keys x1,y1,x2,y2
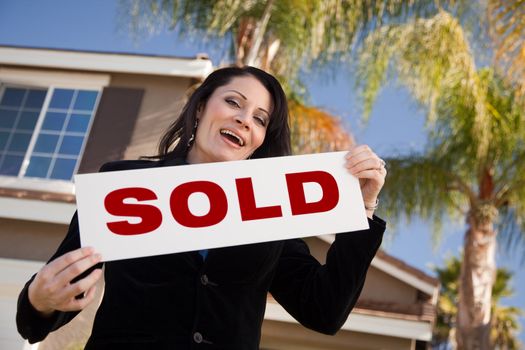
[{"x1": 220, "y1": 129, "x2": 244, "y2": 146}]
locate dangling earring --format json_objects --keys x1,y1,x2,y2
[{"x1": 187, "y1": 119, "x2": 198, "y2": 147}]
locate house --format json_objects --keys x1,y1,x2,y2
[
  {"x1": 0, "y1": 46, "x2": 439, "y2": 349},
  {"x1": 0, "y1": 45, "x2": 212, "y2": 349},
  {"x1": 261, "y1": 237, "x2": 439, "y2": 349}
]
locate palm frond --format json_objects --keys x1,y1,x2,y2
[
  {"x1": 488, "y1": 0, "x2": 525, "y2": 95},
  {"x1": 380, "y1": 152, "x2": 470, "y2": 232},
  {"x1": 117, "y1": 0, "x2": 472, "y2": 84},
  {"x1": 356, "y1": 11, "x2": 492, "y2": 158}
]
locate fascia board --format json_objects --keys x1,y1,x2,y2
[
  {"x1": 0, "y1": 47, "x2": 213, "y2": 79},
  {"x1": 0, "y1": 196, "x2": 75, "y2": 225},
  {"x1": 264, "y1": 302, "x2": 432, "y2": 341}
]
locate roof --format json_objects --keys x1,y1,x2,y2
[
  {"x1": 375, "y1": 250, "x2": 439, "y2": 287},
  {"x1": 0, "y1": 45, "x2": 213, "y2": 78}
]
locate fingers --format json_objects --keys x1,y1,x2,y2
[
  {"x1": 46, "y1": 247, "x2": 97, "y2": 276},
  {"x1": 28, "y1": 247, "x2": 103, "y2": 314},
  {"x1": 54, "y1": 251, "x2": 102, "y2": 287},
  {"x1": 57, "y1": 267, "x2": 103, "y2": 303},
  {"x1": 353, "y1": 169, "x2": 386, "y2": 184},
  {"x1": 58, "y1": 269, "x2": 103, "y2": 312},
  {"x1": 74, "y1": 285, "x2": 98, "y2": 309},
  {"x1": 59, "y1": 285, "x2": 99, "y2": 312},
  {"x1": 345, "y1": 145, "x2": 385, "y2": 175},
  {"x1": 344, "y1": 145, "x2": 387, "y2": 212}
]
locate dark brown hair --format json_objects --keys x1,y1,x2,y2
[{"x1": 155, "y1": 66, "x2": 291, "y2": 161}]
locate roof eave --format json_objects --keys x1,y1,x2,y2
[
  {"x1": 264, "y1": 301, "x2": 433, "y2": 341},
  {"x1": 0, "y1": 46, "x2": 213, "y2": 79}
]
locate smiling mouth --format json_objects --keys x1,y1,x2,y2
[{"x1": 220, "y1": 129, "x2": 245, "y2": 147}]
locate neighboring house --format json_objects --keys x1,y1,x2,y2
[
  {"x1": 0, "y1": 46, "x2": 439, "y2": 350},
  {"x1": 0, "y1": 45, "x2": 213, "y2": 349},
  {"x1": 261, "y1": 237, "x2": 439, "y2": 350}
]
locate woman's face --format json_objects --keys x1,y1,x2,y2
[{"x1": 187, "y1": 75, "x2": 272, "y2": 164}]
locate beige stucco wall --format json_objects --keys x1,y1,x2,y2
[
  {"x1": 261, "y1": 320, "x2": 414, "y2": 350},
  {"x1": 303, "y1": 236, "x2": 418, "y2": 304},
  {"x1": 0, "y1": 217, "x2": 67, "y2": 262},
  {"x1": 361, "y1": 267, "x2": 418, "y2": 304},
  {"x1": 109, "y1": 73, "x2": 193, "y2": 160}
]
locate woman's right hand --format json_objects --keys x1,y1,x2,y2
[{"x1": 28, "y1": 247, "x2": 103, "y2": 316}]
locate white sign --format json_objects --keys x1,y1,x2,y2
[{"x1": 74, "y1": 152, "x2": 369, "y2": 261}]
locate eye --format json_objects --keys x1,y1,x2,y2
[
  {"x1": 254, "y1": 115, "x2": 267, "y2": 127},
  {"x1": 225, "y1": 98, "x2": 240, "y2": 108}
]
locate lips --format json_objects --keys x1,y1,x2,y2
[{"x1": 220, "y1": 129, "x2": 245, "y2": 147}]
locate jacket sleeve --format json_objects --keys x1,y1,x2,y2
[
  {"x1": 16, "y1": 211, "x2": 104, "y2": 343},
  {"x1": 16, "y1": 160, "x2": 156, "y2": 343},
  {"x1": 269, "y1": 216, "x2": 385, "y2": 335}
]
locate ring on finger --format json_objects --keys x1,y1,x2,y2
[
  {"x1": 377, "y1": 158, "x2": 386, "y2": 171},
  {"x1": 75, "y1": 291, "x2": 86, "y2": 300}
]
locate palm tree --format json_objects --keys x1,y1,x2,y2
[
  {"x1": 118, "y1": 1, "x2": 482, "y2": 155},
  {"x1": 118, "y1": 0, "x2": 449, "y2": 82},
  {"x1": 118, "y1": 0, "x2": 379, "y2": 153},
  {"x1": 433, "y1": 256, "x2": 522, "y2": 349},
  {"x1": 356, "y1": 11, "x2": 525, "y2": 349},
  {"x1": 487, "y1": 0, "x2": 525, "y2": 95}
]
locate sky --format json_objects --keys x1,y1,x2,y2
[{"x1": 1, "y1": 0, "x2": 523, "y2": 343}]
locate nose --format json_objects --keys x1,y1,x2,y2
[{"x1": 234, "y1": 115, "x2": 250, "y2": 130}]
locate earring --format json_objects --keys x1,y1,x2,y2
[{"x1": 187, "y1": 119, "x2": 198, "y2": 147}]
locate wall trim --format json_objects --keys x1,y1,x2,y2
[
  {"x1": 0, "y1": 196, "x2": 75, "y2": 224},
  {"x1": 264, "y1": 302, "x2": 432, "y2": 341}
]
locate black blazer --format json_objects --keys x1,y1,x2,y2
[{"x1": 17, "y1": 159, "x2": 385, "y2": 349}]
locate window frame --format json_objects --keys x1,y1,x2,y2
[{"x1": 0, "y1": 68, "x2": 109, "y2": 194}]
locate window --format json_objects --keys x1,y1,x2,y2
[{"x1": 0, "y1": 86, "x2": 100, "y2": 182}]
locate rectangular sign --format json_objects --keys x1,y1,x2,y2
[{"x1": 74, "y1": 152, "x2": 369, "y2": 261}]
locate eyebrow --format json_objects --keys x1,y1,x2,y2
[{"x1": 225, "y1": 89, "x2": 270, "y2": 117}]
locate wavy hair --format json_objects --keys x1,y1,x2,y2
[{"x1": 154, "y1": 66, "x2": 291, "y2": 161}]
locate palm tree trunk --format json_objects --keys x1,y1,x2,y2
[
  {"x1": 234, "y1": 17, "x2": 254, "y2": 66},
  {"x1": 456, "y1": 210, "x2": 497, "y2": 349},
  {"x1": 244, "y1": 0, "x2": 274, "y2": 67}
]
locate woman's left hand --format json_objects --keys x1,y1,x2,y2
[{"x1": 345, "y1": 145, "x2": 387, "y2": 218}]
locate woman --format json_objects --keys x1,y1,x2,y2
[{"x1": 17, "y1": 66, "x2": 386, "y2": 349}]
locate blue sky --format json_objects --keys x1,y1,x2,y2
[{"x1": 1, "y1": 0, "x2": 523, "y2": 343}]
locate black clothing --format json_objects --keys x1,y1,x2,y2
[{"x1": 17, "y1": 159, "x2": 385, "y2": 349}]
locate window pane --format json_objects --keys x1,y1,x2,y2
[
  {"x1": 25, "y1": 89, "x2": 47, "y2": 109},
  {"x1": 25, "y1": 156, "x2": 52, "y2": 178},
  {"x1": 0, "y1": 87, "x2": 98, "y2": 180},
  {"x1": 66, "y1": 114, "x2": 90, "y2": 132},
  {"x1": 0, "y1": 155, "x2": 23, "y2": 175},
  {"x1": 49, "y1": 89, "x2": 74, "y2": 109},
  {"x1": 34, "y1": 134, "x2": 59, "y2": 153},
  {"x1": 18, "y1": 111, "x2": 39, "y2": 130},
  {"x1": 8, "y1": 132, "x2": 32, "y2": 152},
  {"x1": 1, "y1": 88, "x2": 25, "y2": 107},
  {"x1": 74, "y1": 90, "x2": 98, "y2": 111},
  {"x1": 0, "y1": 109, "x2": 17, "y2": 129},
  {"x1": 0, "y1": 131, "x2": 8, "y2": 150},
  {"x1": 59, "y1": 135, "x2": 83, "y2": 155},
  {"x1": 42, "y1": 112, "x2": 67, "y2": 131},
  {"x1": 50, "y1": 158, "x2": 76, "y2": 180}
]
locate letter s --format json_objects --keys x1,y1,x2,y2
[{"x1": 104, "y1": 187, "x2": 162, "y2": 235}]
